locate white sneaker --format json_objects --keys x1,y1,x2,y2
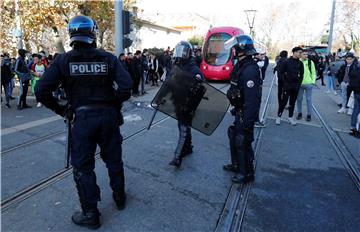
[
  {"x1": 37, "y1": 102, "x2": 42, "y2": 108},
  {"x1": 325, "y1": 90, "x2": 331, "y2": 94},
  {"x1": 337, "y1": 107, "x2": 346, "y2": 114},
  {"x1": 347, "y1": 108, "x2": 353, "y2": 115},
  {"x1": 334, "y1": 91, "x2": 338, "y2": 96},
  {"x1": 275, "y1": 117, "x2": 281, "y2": 125},
  {"x1": 288, "y1": 117, "x2": 297, "y2": 126}
]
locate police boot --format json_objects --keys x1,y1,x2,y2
[
  {"x1": 181, "y1": 144, "x2": 193, "y2": 157},
  {"x1": 72, "y1": 169, "x2": 101, "y2": 229},
  {"x1": 224, "y1": 126, "x2": 240, "y2": 173},
  {"x1": 72, "y1": 208, "x2": 100, "y2": 230},
  {"x1": 231, "y1": 173, "x2": 255, "y2": 184},
  {"x1": 223, "y1": 164, "x2": 239, "y2": 173},
  {"x1": 169, "y1": 154, "x2": 182, "y2": 168},
  {"x1": 113, "y1": 190, "x2": 127, "y2": 210}
]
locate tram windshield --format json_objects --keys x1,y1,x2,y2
[{"x1": 203, "y1": 33, "x2": 232, "y2": 66}]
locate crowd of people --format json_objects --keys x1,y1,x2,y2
[
  {"x1": 273, "y1": 47, "x2": 360, "y2": 138},
  {"x1": 1, "y1": 45, "x2": 198, "y2": 109}
]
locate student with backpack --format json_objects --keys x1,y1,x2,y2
[{"x1": 296, "y1": 50, "x2": 316, "y2": 122}]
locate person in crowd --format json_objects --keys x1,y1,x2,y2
[
  {"x1": 194, "y1": 48, "x2": 202, "y2": 67},
  {"x1": 118, "y1": 53, "x2": 127, "y2": 70},
  {"x1": 35, "y1": 15, "x2": 132, "y2": 229},
  {"x1": 316, "y1": 56, "x2": 326, "y2": 86},
  {"x1": 30, "y1": 54, "x2": 47, "y2": 107},
  {"x1": 296, "y1": 50, "x2": 316, "y2": 121},
  {"x1": 148, "y1": 53, "x2": 159, "y2": 86},
  {"x1": 14, "y1": 48, "x2": 32, "y2": 110},
  {"x1": 1, "y1": 53, "x2": 12, "y2": 108},
  {"x1": 274, "y1": 50, "x2": 288, "y2": 108},
  {"x1": 132, "y1": 50, "x2": 143, "y2": 96},
  {"x1": 223, "y1": 35, "x2": 260, "y2": 184},
  {"x1": 39, "y1": 51, "x2": 49, "y2": 68},
  {"x1": 125, "y1": 52, "x2": 135, "y2": 86},
  {"x1": 254, "y1": 48, "x2": 266, "y2": 128},
  {"x1": 276, "y1": 47, "x2": 304, "y2": 126},
  {"x1": 260, "y1": 51, "x2": 269, "y2": 80},
  {"x1": 325, "y1": 53, "x2": 338, "y2": 95},
  {"x1": 348, "y1": 54, "x2": 360, "y2": 138},
  {"x1": 9, "y1": 57, "x2": 16, "y2": 99},
  {"x1": 336, "y1": 53, "x2": 357, "y2": 114},
  {"x1": 141, "y1": 49, "x2": 149, "y2": 94},
  {"x1": 164, "y1": 50, "x2": 173, "y2": 80}
]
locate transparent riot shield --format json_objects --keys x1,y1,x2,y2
[{"x1": 151, "y1": 66, "x2": 230, "y2": 135}]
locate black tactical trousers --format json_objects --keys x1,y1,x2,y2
[
  {"x1": 174, "y1": 122, "x2": 192, "y2": 157},
  {"x1": 71, "y1": 107, "x2": 124, "y2": 210},
  {"x1": 228, "y1": 113, "x2": 254, "y2": 176}
]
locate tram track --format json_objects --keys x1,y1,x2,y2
[
  {"x1": 1, "y1": 114, "x2": 170, "y2": 212},
  {"x1": 215, "y1": 76, "x2": 275, "y2": 232},
  {"x1": 1, "y1": 102, "x2": 150, "y2": 156},
  {"x1": 1, "y1": 83, "x2": 230, "y2": 213},
  {"x1": 312, "y1": 105, "x2": 360, "y2": 191}
]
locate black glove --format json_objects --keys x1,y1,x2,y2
[{"x1": 54, "y1": 105, "x2": 67, "y2": 117}]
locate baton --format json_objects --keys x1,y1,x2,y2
[
  {"x1": 147, "y1": 108, "x2": 158, "y2": 130},
  {"x1": 65, "y1": 118, "x2": 71, "y2": 169}
]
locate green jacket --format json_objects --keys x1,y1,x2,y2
[{"x1": 301, "y1": 59, "x2": 316, "y2": 85}]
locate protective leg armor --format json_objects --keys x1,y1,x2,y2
[
  {"x1": 71, "y1": 169, "x2": 101, "y2": 229},
  {"x1": 170, "y1": 124, "x2": 190, "y2": 167}
]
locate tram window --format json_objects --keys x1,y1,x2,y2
[{"x1": 204, "y1": 33, "x2": 232, "y2": 66}]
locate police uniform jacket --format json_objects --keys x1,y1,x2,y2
[
  {"x1": 35, "y1": 48, "x2": 132, "y2": 115},
  {"x1": 231, "y1": 57, "x2": 261, "y2": 129}
]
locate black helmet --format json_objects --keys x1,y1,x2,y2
[
  {"x1": 68, "y1": 15, "x2": 98, "y2": 46},
  {"x1": 174, "y1": 41, "x2": 193, "y2": 64},
  {"x1": 224, "y1": 35, "x2": 257, "y2": 57}
]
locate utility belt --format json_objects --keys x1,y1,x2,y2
[
  {"x1": 73, "y1": 103, "x2": 124, "y2": 126},
  {"x1": 74, "y1": 103, "x2": 116, "y2": 112}
]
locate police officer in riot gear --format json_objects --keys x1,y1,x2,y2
[
  {"x1": 223, "y1": 35, "x2": 261, "y2": 184},
  {"x1": 168, "y1": 41, "x2": 204, "y2": 168},
  {"x1": 35, "y1": 15, "x2": 132, "y2": 229}
]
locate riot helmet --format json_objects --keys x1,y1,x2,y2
[
  {"x1": 174, "y1": 41, "x2": 193, "y2": 64},
  {"x1": 224, "y1": 35, "x2": 257, "y2": 57},
  {"x1": 68, "y1": 15, "x2": 98, "y2": 46}
]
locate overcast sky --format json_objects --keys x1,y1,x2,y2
[{"x1": 138, "y1": 0, "x2": 335, "y2": 46}]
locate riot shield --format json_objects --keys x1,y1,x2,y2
[{"x1": 151, "y1": 66, "x2": 230, "y2": 135}]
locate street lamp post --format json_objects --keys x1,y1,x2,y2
[{"x1": 244, "y1": 9, "x2": 257, "y2": 38}]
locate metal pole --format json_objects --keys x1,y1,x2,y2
[
  {"x1": 327, "y1": 0, "x2": 336, "y2": 55},
  {"x1": 115, "y1": 0, "x2": 123, "y2": 56},
  {"x1": 15, "y1": 0, "x2": 23, "y2": 49},
  {"x1": 244, "y1": 10, "x2": 257, "y2": 38}
]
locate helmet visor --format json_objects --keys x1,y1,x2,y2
[
  {"x1": 224, "y1": 36, "x2": 237, "y2": 50},
  {"x1": 174, "y1": 44, "x2": 191, "y2": 59}
]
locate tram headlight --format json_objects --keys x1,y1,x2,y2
[{"x1": 202, "y1": 65, "x2": 207, "y2": 70}]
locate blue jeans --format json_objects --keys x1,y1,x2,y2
[
  {"x1": 297, "y1": 84, "x2": 313, "y2": 116},
  {"x1": 351, "y1": 93, "x2": 360, "y2": 130},
  {"x1": 141, "y1": 71, "x2": 147, "y2": 94},
  {"x1": 326, "y1": 75, "x2": 336, "y2": 92},
  {"x1": 8, "y1": 78, "x2": 14, "y2": 97}
]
